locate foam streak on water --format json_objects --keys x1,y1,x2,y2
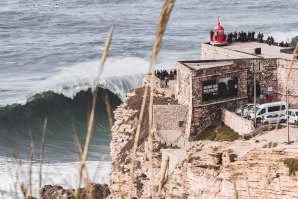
[{"x1": 0, "y1": 156, "x2": 111, "y2": 198}]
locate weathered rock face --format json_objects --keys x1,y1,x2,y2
[
  {"x1": 109, "y1": 87, "x2": 298, "y2": 199},
  {"x1": 157, "y1": 140, "x2": 298, "y2": 199},
  {"x1": 109, "y1": 87, "x2": 178, "y2": 198},
  {"x1": 39, "y1": 184, "x2": 110, "y2": 199}
]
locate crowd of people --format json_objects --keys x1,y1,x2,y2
[
  {"x1": 258, "y1": 92, "x2": 274, "y2": 104},
  {"x1": 154, "y1": 69, "x2": 177, "y2": 88},
  {"x1": 225, "y1": 31, "x2": 291, "y2": 47},
  {"x1": 154, "y1": 69, "x2": 176, "y2": 80},
  {"x1": 226, "y1": 31, "x2": 257, "y2": 43}
]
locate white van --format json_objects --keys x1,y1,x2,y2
[
  {"x1": 250, "y1": 102, "x2": 287, "y2": 123},
  {"x1": 289, "y1": 109, "x2": 298, "y2": 125}
]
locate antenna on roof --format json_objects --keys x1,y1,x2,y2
[{"x1": 218, "y1": 16, "x2": 220, "y2": 23}]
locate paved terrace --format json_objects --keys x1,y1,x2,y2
[
  {"x1": 258, "y1": 127, "x2": 298, "y2": 143},
  {"x1": 222, "y1": 41, "x2": 297, "y2": 60},
  {"x1": 184, "y1": 61, "x2": 234, "y2": 70}
]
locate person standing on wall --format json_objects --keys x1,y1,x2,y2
[{"x1": 269, "y1": 94, "x2": 273, "y2": 102}]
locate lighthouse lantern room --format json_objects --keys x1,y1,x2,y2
[{"x1": 210, "y1": 17, "x2": 227, "y2": 46}]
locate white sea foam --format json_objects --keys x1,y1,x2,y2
[
  {"x1": 0, "y1": 156, "x2": 111, "y2": 198},
  {"x1": 33, "y1": 57, "x2": 150, "y2": 101},
  {"x1": 268, "y1": 31, "x2": 298, "y2": 43},
  {"x1": 0, "y1": 57, "x2": 153, "y2": 107}
]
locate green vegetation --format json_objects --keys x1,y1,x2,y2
[
  {"x1": 157, "y1": 142, "x2": 180, "y2": 151},
  {"x1": 262, "y1": 142, "x2": 278, "y2": 148},
  {"x1": 284, "y1": 158, "x2": 298, "y2": 176},
  {"x1": 193, "y1": 124, "x2": 240, "y2": 142},
  {"x1": 229, "y1": 153, "x2": 238, "y2": 162},
  {"x1": 187, "y1": 155, "x2": 200, "y2": 163}
]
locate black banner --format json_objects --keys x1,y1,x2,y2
[{"x1": 202, "y1": 77, "x2": 238, "y2": 101}]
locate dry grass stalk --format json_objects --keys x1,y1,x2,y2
[
  {"x1": 81, "y1": 25, "x2": 114, "y2": 164},
  {"x1": 148, "y1": 0, "x2": 175, "y2": 198},
  {"x1": 157, "y1": 155, "x2": 169, "y2": 197},
  {"x1": 116, "y1": 164, "x2": 125, "y2": 199},
  {"x1": 127, "y1": 0, "x2": 175, "y2": 198},
  {"x1": 92, "y1": 154, "x2": 106, "y2": 182},
  {"x1": 39, "y1": 117, "x2": 48, "y2": 190},
  {"x1": 127, "y1": 85, "x2": 149, "y2": 198},
  {"x1": 104, "y1": 94, "x2": 113, "y2": 128},
  {"x1": 76, "y1": 25, "x2": 114, "y2": 198},
  {"x1": 13, "y1": 152, "x2": 21, "y2": 199},
  {"x1": 28, "y1": 127, "x2": 34, "y2": 198},
  {"x1": 72, "y1": 124, "x2": 83, "y2": 158},
  {"x1": 150, "y1": 0, "x2": 175, "y2": 67}
]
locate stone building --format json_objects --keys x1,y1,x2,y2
[
  {"x1": 175, "y1": 41, "x2": 297, "y2": 139},
  {"x1": 201, "y1": 41, "x2": 298, "y2": 106}
]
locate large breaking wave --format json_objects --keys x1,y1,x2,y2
[{"x1": 0, "y1": 57, "x2": 150, "y2": 197}]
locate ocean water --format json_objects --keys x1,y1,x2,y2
[{"x1": 0, "y1": 0, "x2": 297, "y2": 197}]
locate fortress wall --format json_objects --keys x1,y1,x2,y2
[
  {"x1": 201, "y1": 43, "x2": 256, "y2": 60},
  {"x1": 191, "y1": 99, "x2": 246, "y2": 139},
  {"x1": 153, "y1": 105, "x2": 188, "y2": 131},
  {"x1": 176, "y1": 62, "x2": 194, "y2": 137},
  {"x1": 191, "y1": 63, "x2": 248, "y2": 106},
  {"x1": 200, "y1": 45, "x2": 279, "y2": 99},
  {"x1": 246, "y1": 59, "x2": 278, "y2": 102},
  {"x1": 277, "y1": 59, "x2": 298, "y2": 107},
  {"x1": 189, "y1": 62, "x2": 248, "y2": 139},
  {"x1": 176, "y1": 62, "x2": 193, "y2": 106},
  {"x1": 221, "y1": 109, "x2": 254, "y2": 135}
]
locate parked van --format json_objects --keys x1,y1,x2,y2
[
  {"x1": 250, "y1": 102, "x2": 287, "y2": 123},
  {"x1": 289, "y1": 109, "x2": 298, "y2": 125}
]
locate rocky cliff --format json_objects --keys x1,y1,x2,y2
[{"x1": 108, "y1": 86, "x2": 298, "y2": 199}]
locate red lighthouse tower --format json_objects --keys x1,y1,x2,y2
[{"x1": 210, "y1": 17, "x2": 227, "y2": 46}]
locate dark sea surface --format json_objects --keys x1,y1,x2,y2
[{"x1": 0, "y1": 0, "x2": 297, "y2": 197}]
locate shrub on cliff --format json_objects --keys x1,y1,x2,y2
[
  {"x1": 193, "y1": 124, "x2": 240, "y2": 142},
  {"x1": 284, "y1": 158, "x2": 298, "y2": 176}
]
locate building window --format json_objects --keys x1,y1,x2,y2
[{"x1": 178, "y1": 121, "x2": 185, "y2": 127}]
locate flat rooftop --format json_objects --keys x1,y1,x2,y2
[
  {"x1": 183, "y1": 61, "x2": 233, "y2": 70},
  {"x1": 222, "y1": 42, "x2": 297, "y2": 60}
]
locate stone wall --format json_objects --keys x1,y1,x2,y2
[
  {"x1": 221, "y1": 109, "x2": 254, "y2": 135},
  {"x1": 277, "y1": 59, "x2": 298, "y2": 106},
  {"x1": 176, "y1": 62, "x2": 193, "y2": 106},
  {"x1": 153, "y1": 105, "x2": 188, "y2": 131},
  {"x1": 190, "y1": 99, "x2": 246, "y2": 139},
  {"x1": 188, "y1": 60, "x2": 249, "y2": 138},
  {"x1": 201, "y1": 43, "x2": 257, "y2": 60},
  {"x1": 246, "y1": 58, "x2": 278, "y2": 102},
  {"x1": 201, "y1": 43, "x2": 298, "y2": 106},
  {"x1": 191, "y1": 61, "x2": 248, "y2": 106},
  {"x1": 176, "y1": 62, "x2": 194, "y2": 137}
]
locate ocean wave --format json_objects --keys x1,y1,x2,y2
[
  {"x1": 0, "y1": 57, "x2": 150, "y2": 107},
  {"x1": 32, "y1": 57, "x2": 149, "y2": 102}
]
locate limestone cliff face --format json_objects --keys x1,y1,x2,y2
[
  {"x1": 165, "y1": 141, "x2": 298, "y2": 199},
  {"x1": 109, "y1": 87, "x2": 298, "y2": 199},
  {"x1": 109, "y1": 87, "x2": 165, "y2": 198}
]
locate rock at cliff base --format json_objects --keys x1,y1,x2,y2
[{"x1": 39, "y1": 183, "x2": 110, "y2": 199}]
